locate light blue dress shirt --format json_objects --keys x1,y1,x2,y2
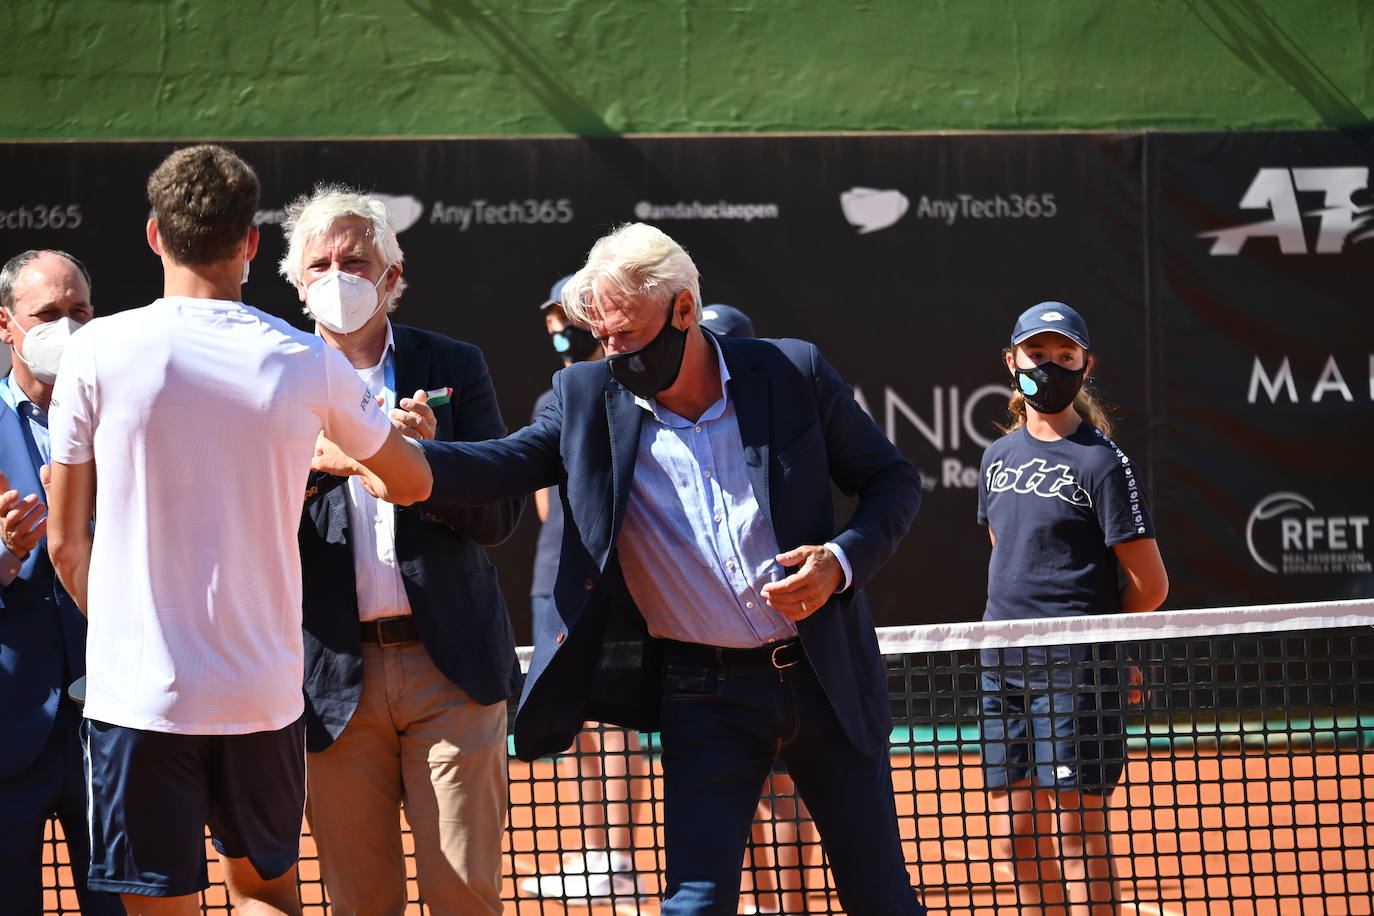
[
  {"x1": 0, "y1": 373, "x2": 51, "y2": 586},
  {"x1": 616, "y1": 335, "x2": 850, "y2": 648}
]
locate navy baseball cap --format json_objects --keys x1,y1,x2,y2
[
  {"x1": 539, "y1": 274, "x2": 575, "y2": 311},
  {"x1": 700, "y1": 304, "x2": 755, "y2": 338},
  {"x1": 1010, "y1": 301, "x2": 1090, "y2": 349}
]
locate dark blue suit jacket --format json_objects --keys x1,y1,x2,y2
[
  {"x1": 420, "y1": 334, "x2": 921, "y2": 762},
  {"x1": 298, "y1": 324, "x2": 524, "y2": 753},
  {"x1": 0, "y1": 379, "x2": 86, "y2": 778}
]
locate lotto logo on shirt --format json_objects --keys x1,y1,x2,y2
[{"x1": 984, "y1": 458, "x2": 1091, "y2": 507}]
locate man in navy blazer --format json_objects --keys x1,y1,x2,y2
[
  {"x1": 283, "y1": 188, "x2": 522, "y2": 916},
  {"x1": 403, "y1": 224, "x2": 926, "y2": 915},
  {"x1": 0, "y1": 249, "x2": 121, "y2": 914}
]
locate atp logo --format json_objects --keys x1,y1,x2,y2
[
  {"x1": 1198, "y1": 167, "x2": 1373, "y2": 255},
  {"x1": 984, "y1": 458, "x2": 1091, "y2": 507}
]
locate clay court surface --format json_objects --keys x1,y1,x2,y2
[{"x1": 42, "y1": 745, "x2": 1374, "y2": 915}]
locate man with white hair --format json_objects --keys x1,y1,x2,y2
[
  {"x1": 399, "y1": 223, "x2": 926, "y2": 914},
  {"x1": 280, "y1": 184, "x2": 522, "y2": 916}
]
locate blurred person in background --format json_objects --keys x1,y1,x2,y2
[{"x1": 519, "y1": 275, "x2": 653, "y2": 902}]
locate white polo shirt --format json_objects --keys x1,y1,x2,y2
[{"x1": 49, "y1": 297, "x2": 392, "y2": 735}]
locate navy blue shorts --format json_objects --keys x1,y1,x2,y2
[
  {"x1": 979, "y1": 671, "x2": 1125, "y2": 794},
  {"x1": 85, "y1": 716, "x2": 306, "y2": 896}
]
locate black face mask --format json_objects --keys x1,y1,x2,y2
[
  {"x1": 1014, "y1": 362, "x2": 1086, "y2": 415},
  {"x1": 550, "y1": 325, "x2": 599, "y2": 363},
  {"x1": 605, "y1": 298, "x2": 688, "y2": 400}
]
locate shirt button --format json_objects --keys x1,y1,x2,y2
[
  {"x1": 555, "y1": 631, "x2": 567, "y2": 644},
  {"x1": 713, "y1": 515, "x2": 722, "y2": 524},
  {"x1": 703, "y1": 470, "x2": 712, "y2": 478},
  {"x1": 583, "y1": 578, "x2": 595, "y2": 591},
  {"x1": 746, "y1": 601, "x2": 755, "y2": 609},
  {"x1": 694, "y1": 426, "x2": 702, "y2": 434},
  {"x1": 727, "y1": 560, "x2": 736, "y2": 569}
]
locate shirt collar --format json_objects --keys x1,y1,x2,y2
[
  {"x1": 319, "y1": 318, "x2": 395, "y2": 373},
  {"x1": 633, "y1": 330, "x2": 732, "y2": 427},
  {"x1": 365, "y1": 320, "x2": 397, "y2": 373},
  {"x1": 4, "y1": 372, "x2": 41, "y2": 417}
]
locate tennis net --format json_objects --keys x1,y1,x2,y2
[{"x1": 43, "y1": 598, "x2": 1374, "y2": 914}]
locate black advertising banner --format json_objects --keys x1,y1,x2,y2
[
  {"x1": 1148, "y1": 130, "x2": 1374, "y2": 608},
  {"x1": 5, "y1": 131, "x2": 1365, "y2": 640}
]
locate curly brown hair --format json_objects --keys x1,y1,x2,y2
[{"x1": 146, "y1": 145, "x2": 259, "y2": 266}]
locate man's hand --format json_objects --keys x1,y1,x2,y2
[
  {"x1": 0, "y1": 470, "x2": 47, "y2": 559},
  {"x1": 760, "y1": 545, "x2": 844, "y2": 621},
  {"x1": 312, "y1": 432, "x2": 365, "y2": 477},
  {"x1": 390, "y1": 389, "x2": 436, "y2": 441}
]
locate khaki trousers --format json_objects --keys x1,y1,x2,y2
[{"x1": 306, "y1": 641, "x2": 508, "y2": 916}]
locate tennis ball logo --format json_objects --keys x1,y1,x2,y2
[
  {"x1": 840, "y1": 188, "x2": 909, "y2": 234},
  {"x1": 374, "y1": 194, "x2": 424, "y2": 233}
]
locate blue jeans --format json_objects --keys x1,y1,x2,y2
[
  {"x1": 979, "y1": 670, "x2": 1126, "y2": 793},
  {"x1": 657, "y1": 642, "x2": 923, "y2": 916}
]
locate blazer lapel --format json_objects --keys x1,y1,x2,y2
[
  {"x1": 0, "y1": 397, "x2": 42, "y2": 501},
  {"x1": 722, "y1": 342, "x2": 777, "y2": 540},
  {"x1": 391, "y1": 324, "x2": 430, "y2": 405}
]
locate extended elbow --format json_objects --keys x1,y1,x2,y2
[
  {"x1": 47, "y1": 532, "x2": 78, "y2": 583},
  {"x1": 395, "y1": 464, "x2": 435, "y2": 507},
  {"x1": 1128, "y1": 574, "x2": 1169, "y2": 614}
]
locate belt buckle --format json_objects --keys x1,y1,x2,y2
[
  {"x1": 770, "y1": 641, "x2": 801, "y2": 670},
  {"x1": 375, "y1": 617, "x2": 407, "y2": 648}
]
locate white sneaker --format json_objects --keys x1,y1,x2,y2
[{"x1": 518, "y1": 851, "x2": 646, "y2": 902}]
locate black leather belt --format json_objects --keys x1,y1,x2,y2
[
  {"x1": 664, "y1": 637, "x2": 806, "y2": 670},
  {"x1": 360, "y1": 615, "x2": 420, "y2": 647}
]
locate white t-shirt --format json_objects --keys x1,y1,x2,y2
[{"x1": 49, "y1": 297, "x2": 392, "y2": 735}]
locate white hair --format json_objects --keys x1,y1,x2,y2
[
  {"x1": 560, "y1": 223, "x2": 702, "y2": 327},
  {"x1": 278, "y1": 184, "x2": 406, "y2": 308}
]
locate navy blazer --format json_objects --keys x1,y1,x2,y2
[
  {"x1": 420, "y1": 334, "x2": 922, "y2": 762},
  {"x1": 298, "y1": 324, "x2": 524, "y2": 753},
  {"x1": 0, "y1": 378, "x2": 86, "y2": 778}
]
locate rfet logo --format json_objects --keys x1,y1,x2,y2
[
  {"x1": 1198, "y1": 167, "x2": 1373, "y2": 255},
  {"x1": 1246, "y1": 491, "x2": 1371, "y2": 575}
]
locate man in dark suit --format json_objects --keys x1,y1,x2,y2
[
  {"x1": 0, "y1": 249, "x2": 122, "y2": 914},
  {"x1": 280, "y1": 187, "x2": 522, "y2": 916},
  {"x1": 396, "y1": 223, "x2": 925, "y2": 915}
]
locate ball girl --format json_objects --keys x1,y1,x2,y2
[{"x1": 977, "y1": 302, "x2": 1168, "y2": 915}]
